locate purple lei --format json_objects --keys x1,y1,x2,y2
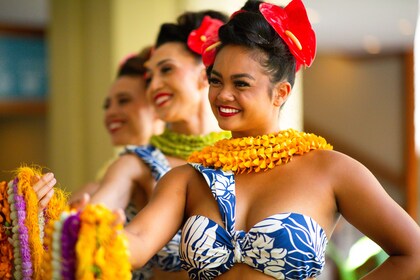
[
  {"x1": 13, "y1": 178, "x2": 33, "y2": 280},
  {"x1": 60, "y1": 213, "x2": 81, "y2": 280}
]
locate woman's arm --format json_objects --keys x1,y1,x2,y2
[
  {"x1": 123, "y1": 165, "x2": 192, "y2": 268},
  {"x1": 89, "y1": 153, "x2": 148, "y2": 209},
  {"x1": 332, "y1": 151, "x2": 420, "y2": 279}
]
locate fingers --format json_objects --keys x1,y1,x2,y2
[
  {"x1": 32, "y1": 173, "x2": 57, "y2": 211},
  {"x1": 113, "y1": 208, "x2": 126, "y2": 226},
  {"x1": 38, "y1": 188, "x2": 54, "y2": 210},
  {"x1": 33, "y1": 173, "x2": 56, "y2": 198},
  {"x1": 70, "y1": 193, "x2": 90, "y2": 211}
]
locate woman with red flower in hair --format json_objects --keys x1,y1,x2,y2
[
  {"x1": 117, "y1": 0, "x2": 420, "y2": 279},
  {"x1": 84, "y1": 9, "x2": 230, "y2": 280}
]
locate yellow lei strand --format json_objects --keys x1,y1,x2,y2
[
  {"x1": 188, "y1": 129, "x2": 333, "y2": 173},
  {"x1": 15, "y1": 167, "x2": 69, "y2": 280},
  {"x1": 76, "y1": 204, "x2": 131, "y2": 280}
]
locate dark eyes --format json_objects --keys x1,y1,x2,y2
[
  {"x1": 160, "y1": 65, "x2": 172, "y2": 74},
  {"x1": 208, "y1": 77, "x2": 221, "y2": 86},
  {"x1": 234, "y1": 81, "x2": 250, "y2": 88},
  {"x1": 117, "y1": 97, "x2": 131, "y2": 105},
  {"x1": 103, "y1": 99, "x2": 110, "y2": 110},
  {"x1": 209, "y1": 77, "x2": 250, "y2": 89},
  {"x1": 103, "y1": 96, "x2": 131, "y2": 110},
  {"x1": 145, "y1": 76, "x2": 152, "y2": 87}
]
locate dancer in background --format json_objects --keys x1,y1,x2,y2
[
  {"x1": 88, "y1": 10, "x2": 230, "y2": 280},
  {"x1": 69, "y1": 46, "x2": 164, "y2": 205}
]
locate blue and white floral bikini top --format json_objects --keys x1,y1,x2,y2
[
  {"x1": 124, "y1": 145, "x2": 183, "y2": 277},
  {"x1": 180, "y1": 163, "x2": 328, "y2": 280}
]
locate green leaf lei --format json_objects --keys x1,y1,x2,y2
[{"x1": 150, "y1": 129, "x2": 231, "y2": 160}]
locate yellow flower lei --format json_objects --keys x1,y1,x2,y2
[
  {"x1": 188, "y1": 129, "x2": 333, "y2": 173},
  {"x1": 76, "y1": 204, "x2": 131, "y2": 280}
]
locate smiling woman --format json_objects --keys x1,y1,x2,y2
[
  {"x1": 104, "y1": 48, "x2": 164, "y2": 146},
  {"x1": 69, "y1": 46, "x2": 164, "y2": 209}
]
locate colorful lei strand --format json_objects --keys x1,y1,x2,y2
[
  {"x1": 0, "y1": 181, "x2": 13, "y2": 280},
  {"x1": 0, "y1": 166, "x2": 69, "y2": 279},
  {"x1": 42, "y1": 204, "x2": 131, "y2": 280},
  {"x1": 2, "y1": 167, "x2": 131, "y2": 279},
  {"x1": 188, "y1": 129, "x2": 333, "y2": 173}
]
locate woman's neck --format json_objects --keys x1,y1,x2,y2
[
  {"x1": 166, "y1": 118, "x2": 219, "y2": 136},
  {"x1": 167, "y1": 90, "x2": 220, "y2": 136}
]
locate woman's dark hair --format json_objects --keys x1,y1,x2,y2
[
  {"x1": 156, "y1": 10, "x2": 228, "y2": 60},
  {"x1": 216, "y1": 0, "x2": 296, "y2": 87},
  {"x1": 117, "y1": 46, "x2": 152, "y2": 78}
]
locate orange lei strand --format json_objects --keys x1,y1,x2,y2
[
  {"x1": 40, "y1": 217, "x2": 55, "y2": 279},
  {"x1": 188, "y1": 129, "x2": 333, "y2": 173},
  {"x1": 0, "y1": 181, "x2": 13, "y2": 280}
]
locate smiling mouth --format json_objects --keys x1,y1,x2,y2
[
  {"x1": 218, "y1": 106, "x2": 240, "y2": 117},
  {"x1": 108, "y1": 121, "x2": 123, "y2": 132},
  {"x1": 154, "y1": 94, "x2": 172, "y2": 107}
]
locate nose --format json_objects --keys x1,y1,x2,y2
[
  {"x1": 104, "y1": 100, "x2": 118, "y2": 118},
  {"x1": 148, "y1": 74, "x2": 163, "y2": 93},
  {"x1": 217, "y1": 86, "x2": 235, "y2": 102}
]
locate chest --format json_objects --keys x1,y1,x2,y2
[{"x1": 186, "y1": 156, "x2": 337, "y2": 235}]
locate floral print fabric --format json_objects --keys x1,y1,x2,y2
[
  {"x1": 180, "y1": 163, "x2": 328, "y2": 280},
  {"x1": 124, "y1": 145, "x2": 183, "y2": 279}
]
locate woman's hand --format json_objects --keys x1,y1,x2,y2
[
  {"x1": 69, "y1": 192, "x2": 90, "y2": 211},
  {"x1": 32, "y1": 172, "x2": 56, "y2": 212}
]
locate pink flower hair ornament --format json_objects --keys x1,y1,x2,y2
[
  {"x1": 118, "y1": 53, "x2": 137, "y2": 69},
  {"x1": 259, "y1": 0, "x2": 316, "y2": 71},
  {"x1": 187, "y1": 15, "x2": 224, "y2": 66}
]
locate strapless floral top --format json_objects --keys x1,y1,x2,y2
[{"x1": 180, "y1": 163, "x2": 328, "y2": 280}]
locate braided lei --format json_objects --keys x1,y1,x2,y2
[
  {"x1": 188, "y1": 129, "x2": 333, "y2": 173},
  {"x1": 150, "y1": 129, "x2": 231, "y2": 160},
  {"x1": 0, "y1": 167, "x2": 131, "y2": 279}
]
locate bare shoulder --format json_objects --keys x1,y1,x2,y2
[
  {"x1": 306, "y1": 149, "x2": 372, "y2": 178},
  {"x1": 105, "y1": 153, "x2": 151, "y2": 179},
  {"x1": 154, "y1": 164, "x2": 199, "y2": 199},
  {"x1": 163, "y1": 164, "x2": 197, "y2": 179},
  {"x1": 304, "y1": 149, "x2": 384, "y2": 203}
]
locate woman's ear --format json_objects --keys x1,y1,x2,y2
[{"x1": 273, "y1": 81, "x2": 291, "y2": 107}]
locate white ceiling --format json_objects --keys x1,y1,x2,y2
[{"x1": 0, "y1": 0, "x2": 418, "y2": 55}]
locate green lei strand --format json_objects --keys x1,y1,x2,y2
[{"x1": 150, "y1": 129, "x2": 231, "y2": 160}]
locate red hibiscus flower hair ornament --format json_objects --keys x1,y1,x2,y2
[
  {"x1": 259, "y1": 0, "x2": 316, "y2": 71},
  {"x1": 187, "y1": 15, "x2": 224, "y2": 60}
]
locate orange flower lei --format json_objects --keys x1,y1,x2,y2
[
  {"x1": 0, "y1": 181, "x2": 13, "y2": 280},
  {"x1": 188, "y1": 129, "x2": 333, "y2": 173},
  {"x1": 76, "y1": 204, "x2": 131, "y2": 280}
]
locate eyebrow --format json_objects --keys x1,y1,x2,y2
[
  {"x1": 211, "y1": 69, "x2": 255, "y2": 80},
  {"x1": 145, "y1": 58, "x2": 173, "y2": 70}
]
